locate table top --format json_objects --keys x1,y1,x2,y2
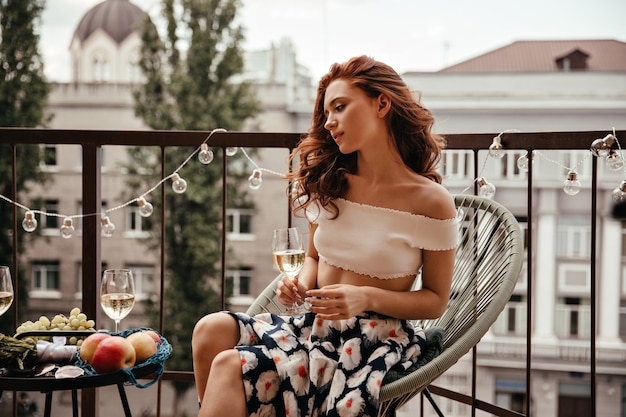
[{"x1": 0, "y1": 362, "x2": 158, "y2": 391}]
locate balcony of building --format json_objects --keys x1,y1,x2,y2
[{"x1": 0, "y1": 128, "x2": 624, "y2": 417}]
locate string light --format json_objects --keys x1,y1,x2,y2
[
  {"x1": 198, "y1": 143, "x2": 214, "y2": 165},
  {"x1": 137, "y1": 197, "x2": 154, "y2": 217},
  {"x1": 1, "y1": 128, "x2": 623, "y2": 239},
  {"x1": 563, "y1": 171, "x2": 582, "y2": 196},
  {"x1": 613, "y1": 180, "x2": 626, "y2": 203},
  {"x1": 60, "y1": 218, "x2": 75, "y2": 239},
  {"x1": 101, "y1": 216, "x2": 116, "y2": 237},
  {"x1": 22, "y1": 211, "x2": 38, "y2": 232},
  {"x1": 516, "y1": 152, "x2": 531, "y2": 172},
  {"x1": 488, "y1": 135, "x2": 505, "y2": 159},
  {"x1": 606, "y1": 150, "x2": 625, "y2": 171},
  {"x1": 477, "y1": 177, "x2": 496, "y2": 198},
  {"x1": 171, "y1": 173, "x2": 188, "y2": 194},
  {"x1": 590, "y1": 134, "x2": 616, "y2": 158},
  {"x1": 248, "y1": 169, "x2": 263, "y2": 190}
]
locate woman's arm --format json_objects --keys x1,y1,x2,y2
[{"x1": 305, "y1": 248, "x2": 455, "y2": 321}]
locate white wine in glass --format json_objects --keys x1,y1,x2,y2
[
  {"x1": 100, "y1": 269, "x2": 135, "y2": 332},
  {"x1": 0, "y1": 266, "x2": 14, "y2": 317},
  {"x1": 272, "y1": 227, "x2": 307, "y2": 315}
]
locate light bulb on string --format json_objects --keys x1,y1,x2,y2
[
  {"x1": 22, "y1": 210, "x2": 38, "y2": 232},
  {"x1": 137, "y1": 197, "x2": 154, "y2": 217},
  {"x1": 606, "y1": 150, "x2": 625, "y2": 171},
  {"x1": 516, "y1": 151, "x2": 534, "y2": 172},
  {"x1": 226, "y1": 147, "x2": 238, "y2": 156},
  {"x1": 477, "y1": 177, "x2": 496, "y2": 198},
  {"x1": 590, "y1": 134, "x2": 616, "y2": 158},
  {"x1": 198, "y1": 144, "x2": 214, "y2": 165},
  {"x1": 171, "y1": 173, "x2": 187, "y2": 194},
  {"x1": 248, "y1": 169, "x2": 263, "y2": 190},
  {"x1": 563, "y1": 171, "x2": 582, "y2": 196},
  {"x1": 612, "y1": 180, "x2": 626, "y2": 203},
  {"x1": 60, "y1": 217, "x2": 75, "y2": 239},
  {"x1": 101, "y1": 216, "x2": 116, "y2": 237},
  {"x1": 488, "y1": 135, "x2": 505, "y2": 159}
]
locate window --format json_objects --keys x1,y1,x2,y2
[
  {"x1": 495, "y1": 379, "x2": 527, "y2": 414},
  {"x1": 41, "y1": 200, "x2": 59, "y2": 234},
  {"x1": 125, "y1": 205, "x2": 149, "y2": 236},
  {"x1": 227, "y1": 209, "x2": 254, "y2": 237},
  {"x1": 557, "y1": 216, "x2": 591, "y2": 258},
  {"x1": 620, "y1": 300, "x2": 626, "y2": 341},
  {"x1": 126, "y1": 265, "x2": 155, "y2": 300},
  {"x1": 493, "y1": 294, "x2": 527, "y2": 336},
  {"x1": 441, "y1": 150, "x2": 473, "y2": 180},
  {"x1": 555, "y1": 297, "x2": 591, "y2": 339},
  {"x1": 126, "y1": 52, "x2": 141, "y2": 83},
  {"x1": 32, "y1": 261, "x2": 60, "y2": 295},
  {"x1": 227, "y1": 267, "x2": 253, "y2": 300},
  {"x1": 41, "y1": 144, "x2": 57, "y2": 168},
  {"x1": 92, "y1": 51, "x2": 110, "y2": 82}
]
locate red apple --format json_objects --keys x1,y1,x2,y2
[
  {"x1": 79, "y1": 332, "x2": 111, "y2": 364},
  {"x1": 91, "y1": 336, "x2": 136, "y2": 373},
  {"x1": 126, "y1": 331, "x2": 158, "y2": 363},
  {"x1": 143, "y1": 330, "x2": 162, "y2": 345}
]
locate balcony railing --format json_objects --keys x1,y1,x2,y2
[{"x1": 0, "y1": 128, "x2": 624, "y2": 417}]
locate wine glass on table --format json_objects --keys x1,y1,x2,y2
[
  {"x1": 272, "y1": 227, "x2": 307, "y2": 315},
  {"x1": 0, "y1": 266, "x2": 14, "y2": 316},
  {"x1": 100, "y1": 269, "x2": 135, "y2": 332}
]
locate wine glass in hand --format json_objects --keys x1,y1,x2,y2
[
  {"x1": 0, "y1": 266, "x2": 14, "y2": 317},
  {"x1": 100, "y1": 269, "x2": 135, "y2": 332},
  {"x1": 272, "y1": 227, "x2": 306, "y2": 315}
]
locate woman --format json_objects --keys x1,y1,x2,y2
[{"x1": 192, "y1": 55, "x2": 458, "y2": 417}]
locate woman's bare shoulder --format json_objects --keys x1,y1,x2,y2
[{"x1": 412, "y1": 180, "x2": 456, "y2": 220}]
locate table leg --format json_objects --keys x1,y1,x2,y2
[
  {"x1": 72, "y1": 389, "x2": 79, "y2": 417},
  {"x1": 44, "y1": 392, "x2": 53, "y2": 417},
  {"x1": 117, "y1": 383, "x2": 133, "y2": 417}
]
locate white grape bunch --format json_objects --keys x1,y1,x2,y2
[{"x1": 15, "y1": 307, "x2": 97, "y2": 346}]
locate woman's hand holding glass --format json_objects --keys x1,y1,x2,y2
[
  {"x1": 275, "y1": 273, "x2": 307, "y2": 310},
  {"x1": 272, "y1": 227, "x2": 309, "y2": 315}
]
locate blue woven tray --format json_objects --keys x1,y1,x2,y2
[{"x1": 73, "y1": 327, "x2": 171, "y2": 388}]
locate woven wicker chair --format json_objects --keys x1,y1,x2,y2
[{"x1": 245, "y1": 194, "x2": 524, "y2": 417}]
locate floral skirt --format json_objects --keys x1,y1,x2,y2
[{"x1": 227, "y1": 311, "x2": 426, "y2": 417}]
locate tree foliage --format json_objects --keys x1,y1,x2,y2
[
  {"x1": 0, "y1": 0, "x2": 51, "y2": 127},
  {"x1": 0, "y1": 0, "x2": 50, "y2": 333},
  {"x1": 131, "y1": 0, "x2": 261, "y2": 403}
]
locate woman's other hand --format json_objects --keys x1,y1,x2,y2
[{"x1": 305, "y1": 284, "x2": 369, "y2": 320}]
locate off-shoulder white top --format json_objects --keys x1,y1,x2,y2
[{"x1": 303, "y1": 198, "x2": 459, "y2": 279}]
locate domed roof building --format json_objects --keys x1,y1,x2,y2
[{"x1": 69, "y1": 0, "x2": 149, "y2": 83}]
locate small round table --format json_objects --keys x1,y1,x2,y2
[{"x1": 0, "y1": 330, "x2": 161, "y2": 417}]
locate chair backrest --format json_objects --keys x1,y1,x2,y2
[
  {"x1": 377, "y1": 194, "x2": 524, "y2": 413},
  {"x1": 418, "y1": 194, "x2": 524, "y2": 349}
]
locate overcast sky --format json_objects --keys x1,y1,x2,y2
[{"x1": 40, "y1": 0, "x2": 626, "y2": 82}]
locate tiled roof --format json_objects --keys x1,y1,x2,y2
[{"x1": 439, "y1": 39, "x2": 626, "y2": 72}]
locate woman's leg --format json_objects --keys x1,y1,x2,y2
[
  {"x1": 192, "y1": 312, "x2": 241, "y2": 404},
  {"x1": 198, "y1": 349, "x2": 247, "y2": 417}
]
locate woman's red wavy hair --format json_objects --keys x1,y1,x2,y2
[{"x1": 287, "y1": 55, "x2": 445, "y2": 218}]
